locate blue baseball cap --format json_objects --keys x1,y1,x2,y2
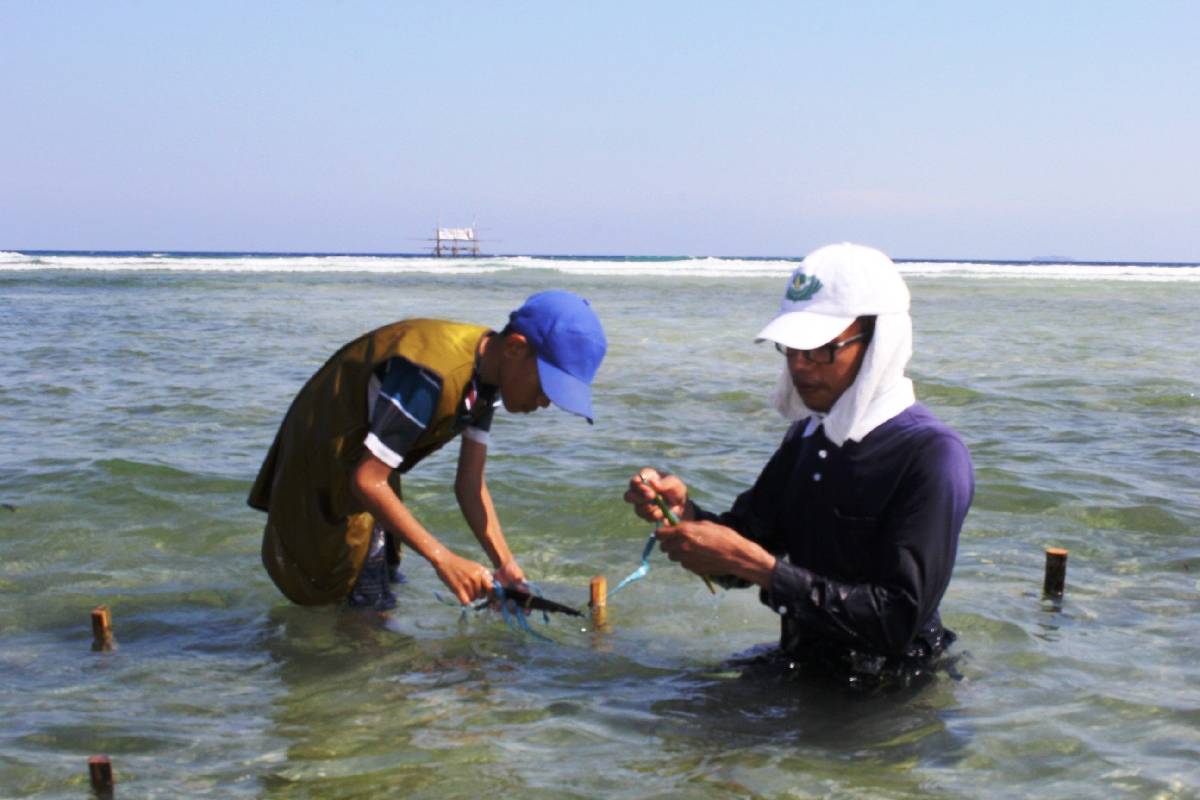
[{"x1": 508, "y1": 290, "x2": 607, "y2": 423}]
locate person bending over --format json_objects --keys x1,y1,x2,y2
[{"x1": 250, "y1": 290, "x2": 607, "y2": 610}]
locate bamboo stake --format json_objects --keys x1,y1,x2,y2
[
  {"x1": 1043, "y1": 547, "x2": 1068, "y2": 597},
  {"x1": 88, "y1": 755, "x2": 114, "y2": 795},
  {"x1": 91, "y1": 605, "x2": 115, "y2": 652},
  {"x1": 589, "y1": 576, "x2": 607, "y2": 608},
  {"x1": 589, "y1": 575, "x2": 608, "y2": 628}
]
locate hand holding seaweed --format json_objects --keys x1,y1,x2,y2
[{"x1": 624, "y1": 468, "x2": 689, "y2": 525}]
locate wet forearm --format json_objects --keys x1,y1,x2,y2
[
  {"x1": 455, "y1": 438, "x2": 512, "y2": 569},
  {"x1": 456, "y1": 477, "x2": 512, "y2": 568},
  {"x1": 352, "y1": 456, "x2": 452, "y2": 568}
]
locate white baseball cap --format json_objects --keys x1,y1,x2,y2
[{"x1": 755, "y1": 243, "x2": 910, "y2": 350}]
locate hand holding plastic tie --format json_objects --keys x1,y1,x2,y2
[
  {"x1": 642, "y1": 476, "x2": 718, "y2": 594},
  {"x1": 607, "y1": 476, "x2": 717, "y2": 599}
]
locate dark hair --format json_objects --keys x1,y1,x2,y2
[
  {"x1": 857, "y1": 315, "x2": 877, "y2": 342},
  {"x1": 496, "y1": 324, "x2": 533, "y2": 353}
]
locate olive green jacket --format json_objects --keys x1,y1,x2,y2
[{"x1": 249, "y1": 319, "x2": 488, "y2": 604}]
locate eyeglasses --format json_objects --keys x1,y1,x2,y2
[{"x1": 774, "y1": 332, "x2": 868, "y2": 365}]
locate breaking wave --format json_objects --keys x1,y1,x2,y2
[{"x1": 1, "y1": 251, "x2": 1198, "y2": 282}]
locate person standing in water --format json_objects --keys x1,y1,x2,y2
[
  {"x1": 250, "y1": 290, "x2": 607, "y2": 610},
  {"x1": 625, "y1": 243, "x2": 972, "y2": 677}
]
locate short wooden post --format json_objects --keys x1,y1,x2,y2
[
  {"x1": 589, "y1": 576, "x2": 607, "y2": 609},
  {"x1": 589, "y1": 575, "x2": 608, "y2": 628},
  {"x1": 88, "y1": 755, "x2": 114, "y2": 795},
  {"x1": 91, "y1": 605, "x2": 115, "y2": 651},
  {"x1": 1043, "y1": 547, "x2": 1068, "y2": 597}
]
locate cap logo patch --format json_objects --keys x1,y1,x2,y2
[{"x1": 786, "y1": 272, "x2": 823, "y2": 302}]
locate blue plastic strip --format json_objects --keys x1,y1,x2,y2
[
  {"x1": 437, "y1": 582, "x2": 554, "y2": 641},
  {"x1": 495, "y1": 582, "x2": 552, "y2": 642},
  {"x1": 605, "y1": 531, "x2": 658, "y2": 600}
]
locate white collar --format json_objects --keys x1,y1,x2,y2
[{"x1": 801, "y1": 416, "x2": 823, "y2": 438}]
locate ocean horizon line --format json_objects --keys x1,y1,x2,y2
[{"x1": 4, "y1": 247, "x2": 1200, "y2": 268}]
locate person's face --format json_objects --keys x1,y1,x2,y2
[
  {"x1": 779, "y1": 318, "x2": 870, "y2": 413},
  {"x1": 498, "y1": 334, "x2": 551, "y2": 414}
]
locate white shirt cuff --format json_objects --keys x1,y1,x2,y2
[
  {"x1": 462, "y1": 426, "x2": 490, "y2": 446},
  {"x1": 364, "y1": 432, "x2": 404, "y2": 469}
]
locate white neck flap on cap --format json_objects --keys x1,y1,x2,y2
[{"x1": 770, "y1": 312, "x2": 916, "y2": 446}]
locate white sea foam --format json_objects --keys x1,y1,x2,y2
[
  {"x1": 0, "y1": 252, "x2": 514, "y2": 275},
  {"x1": 897, "y1": 260, "x2": 1200, "y2": 282},
  {"x1": 0, "y1": 251, "x2": 1197, "y2": 282}
]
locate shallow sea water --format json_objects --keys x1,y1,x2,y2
[{"x1": 1, "y1": 261, "x2": 1198, "y2": 798}]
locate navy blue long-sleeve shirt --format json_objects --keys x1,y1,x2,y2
[{"x1": 695, "y1": 403, "x2": 973, "y2": 660}]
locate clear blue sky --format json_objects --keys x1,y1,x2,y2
[{"x1": 3, "y1": 1, "x2": 1197, "y2": 260}]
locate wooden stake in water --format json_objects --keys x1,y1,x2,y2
[
  {"x1": 589, "y1": 575, "x2": 608, "y2": 628},
  {"x1": 1043, "y1": 547, "x2": 1068, "y2": 597},
  {"x1": 589, "y1": 576, "x2": 607, "y2": 608},
  {"x1": 88, "y1": 755, "x2": 114, "y2": 796},
  {"x1": 91, "y1": 605, "x2": 115, "y2": 652},
  {"x1": 638, "y1": 476, "x2": 716, "y2": 594}
]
